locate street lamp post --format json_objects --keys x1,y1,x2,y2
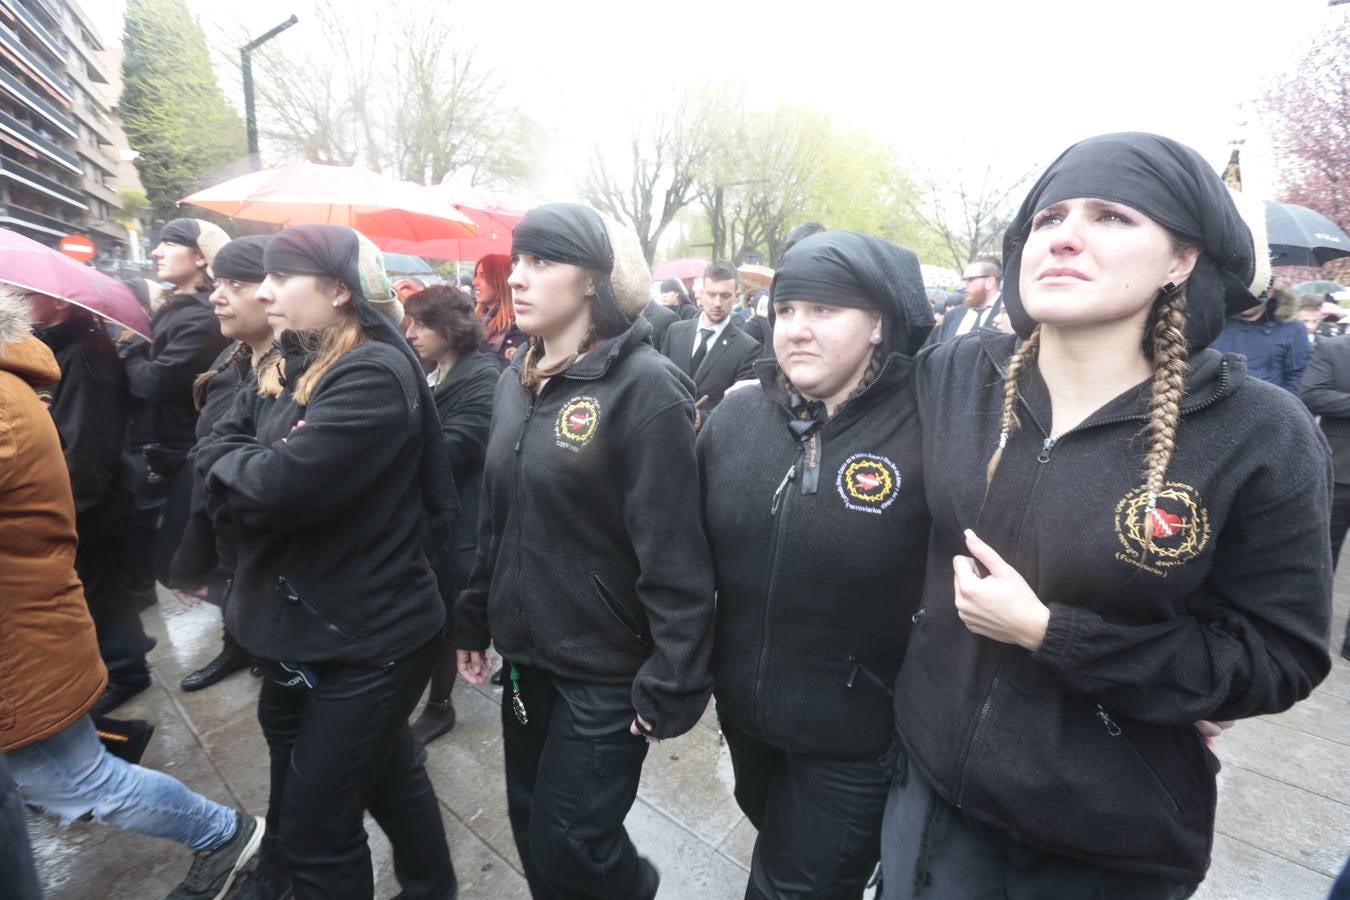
[{"x1": 241, "y1": 15, "x2": 299, "y2": 171}]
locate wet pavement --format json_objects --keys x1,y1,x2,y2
[{"x1": 25, "y1": 568, "x2": 1350, "y2": 899}]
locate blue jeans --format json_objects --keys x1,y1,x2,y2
[{"x1": 7, "y1": 715, "x2": 237, "y2": 852}]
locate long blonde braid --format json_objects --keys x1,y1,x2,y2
[
  {"x1": 1141, "y1": 285, "x2": 1190, "y2": 544},
  {"x1": 985, "y1": 328, "x2": 1041, "y2": 487}
]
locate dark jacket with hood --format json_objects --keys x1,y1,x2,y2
[
  {"x1": 1210, "y1": 289, "x2": 1311, "y2": 393},
  {"x1": 702, "y1": 230, "x2": 933, "y2": 760},
  {"x1": 35, "y1": 312, "x2": 130, "y2": 542},
  {"x1": 123, "y1": 290, "x2": 230, "y2": 452},
  {"x1": 429, "y1": 349, "x2": 498, "y2": 593},
  {"x1": 456, "y1": 316, "x2": 717, "y2": 739},
  {"x1": 193, "y1": 225, "x2": 453, "y2": 665}
]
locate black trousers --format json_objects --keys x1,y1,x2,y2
[
  {"x1": 879, "y1": 764, "x2": 1195, "y2": 899},
  {"x1": 256, "y1": 636, "x2": 455, "y2": 900},
  {"x1": 502, "y1": 662, "x2": 656, "y2": 900},
  {"x1": 1331, "y1": 483, "x2": 1350, "y2": 654},
  {"x1": 0, "y1": 751, "x2": 40, "y2": 900},
  {"x1": 722, "y1": 717, "x2": 889, "y2": 900},
  {"x1": 76, "y1": 534, "x2": 151, "y2": 688}
]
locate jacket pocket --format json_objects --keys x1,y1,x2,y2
[
  {"x1": 1097, "y1": 705, "x2": 1180, "y2": 812},
  {"x1": 275, "y1": 575, "x2": 360, "y2": 642},
  {"x1": 589, "y1": 573, "x2": 651, "y2": 648}
]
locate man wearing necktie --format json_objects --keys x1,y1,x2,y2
[
  {"x1": 926, "y1": 255, "x2": 1004, "y2": 345},
  {"x1": 659, "y1": 261, "x2": 761, "y2": 426}
]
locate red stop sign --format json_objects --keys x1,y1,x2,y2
[{"x1": 59, "y1": 233, "x2": 96, "y2": 262}]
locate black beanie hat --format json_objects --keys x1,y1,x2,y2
[{"x1": 1002, "y1": 132, "x2": 1271, "y2": 352}]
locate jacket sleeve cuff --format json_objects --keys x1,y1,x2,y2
[
  {"x1": 452, "y1": 588, "x2": 491, "y2": 652},
  {"x1": 630, "y1": 666, "x2": 714, "y2": 741},
  {"x1": 1032, "y1": 602, "x2": 1079, "y2": 670}
]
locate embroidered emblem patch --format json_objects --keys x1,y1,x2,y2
[
  {"x1": 836, "y1": 453, "x2": 901, "y2": 514},
  {"x1": 1113, "y1": 481, "x2": 1211, "y2": 575},
  {"x1": 555, "y1": 396, "x2": 601, "y2": 452}
]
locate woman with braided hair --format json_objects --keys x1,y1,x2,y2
[
  {"x1": 881, "y1": 133, "x2": 1334, "y2": 898},
  {"x1": 699, "y1": 230, "x2": 934, "y2": 899}
]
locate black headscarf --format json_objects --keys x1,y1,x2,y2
[
  {"x1": 212, "y1": 235, "x2": 270, "y2": 284},
  {"x1": 511, "y1": 203, "x2": 631, "y2": 338},
  {"x1": 159, "y1": 218, "x2": 206, "y2": 248},
  {"x1": 770, "y1": 230, "x2": 934, "y2": 357},
  {"x1": 1003, "y1": 132, "x2": 1266, "y2": 351},
  {"x1": 263, "y1": 224, "x2": 456, "y2": 518}
]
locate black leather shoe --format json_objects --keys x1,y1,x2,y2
[
  {"x1": 181, "y1": 645, "x2": 249, "y2": 692},
  {"x1": 90, "y1": 680, "x2": 151, "y2": 717},
  {"x1": 411, "y1": 700, "x2": 457, "y2": 745}
]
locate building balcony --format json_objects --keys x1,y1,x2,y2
[
  {"x1": 0, "y1": 153, "x2": 86, "y2": 210},
  {"x1": 0, "y1": 66, "x2": 72, "y2": 138},
  {"x1": 0, "y1": 0, "x2": 66, "y2": 63},
  {"x1": 0, "y1": 108, "x2": 78, "y2": 173},
  {"x1": 0, "y1": 199, "x2": 81, "y2": 238},
  {"x1": 80, "y1": 176, "x2": 118, "y2": 208},
  {"x1": 75, "y1": 137, "x2": 116, "y2": 175},
  {"x1": 0, "y1": 22, "x2": 69, "y2": 102}
]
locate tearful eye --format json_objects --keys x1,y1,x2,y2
[{"x1": 1032, "y1": 212, "x2": 1062, "y2": 229}]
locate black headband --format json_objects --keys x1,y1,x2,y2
[
  {"x1": 511, "y1": 203, "x2": 632, "y2": 335},
  {"x1": 1003, "y1": 132, "x2": 1263, "y2": 351},
  {"x1": 159, "y1": 218, "x2": 203, "y2": 248},
  {"x1": 212, "y1": 235, "x2": 271, "y2": 284}
]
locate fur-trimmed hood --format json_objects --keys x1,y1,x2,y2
[
  {"x1": 1268, "y1": 287, "x2": 1299, "y2": 323},
  {"x1": 0, "y1": 288, "x2": 59, "y2": 388}
]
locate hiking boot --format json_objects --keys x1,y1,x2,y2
[
  {"x1": 165, "y1": 811, "x2": 264, "y2": 900},
  {"x1": 411, "y1": 700, "x2": 457, "y2": 746}
]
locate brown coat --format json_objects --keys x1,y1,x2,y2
[{"x1": 0, "y1": 292, "x2": 107, "y2": 751}]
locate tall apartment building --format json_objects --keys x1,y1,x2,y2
[{"x1": 0, "y1": 0, "x2": 143, "y2": 266}]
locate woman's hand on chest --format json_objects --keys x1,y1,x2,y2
[{"x1": 952, "y1": 529, "x2": 1051, "y2": 652}]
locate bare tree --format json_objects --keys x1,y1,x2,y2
[
  {"x1": 245, "y1": 0, "x2": 538, "y2": 185},
  {"x1": 581, "y1": 89, "x2": 714, "y2": 265},
  {"x1": 907, "y1": 166, "x2": 1033, "y2": 271}
]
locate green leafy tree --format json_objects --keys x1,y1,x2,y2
[{"x1": 121, "y1": 0, "x2": 246, "y2": 222}]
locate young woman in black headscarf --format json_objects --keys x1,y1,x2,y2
[
  {"x1": 700, "y1": 231, "x2": 933, "y2": 899},
  {"x1": 192, "y1": 224, "x2": 458, "y2": 900},
  {"x1": 882, "y1": 133, "x2": 1333, "y2": 897},
  {"x1": 455, "y1": 203, "x2": 715, "y2": 900}
]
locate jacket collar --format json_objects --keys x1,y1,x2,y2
[
  {"x1": 35, "y1": 313, "x2": 97, "y2": 353},
  {"x1": 976, "y1": 329, "x2": 1246, "y2": 436},
  {"x1": 433, "y1": 349, "x2": 497, "y2": 395},
  {"x1": 753, "y1": 350, "x2": 916, "y2": 423},
  {"x1": 510, "y1": 314, "x2": 654, "y2": 383}
]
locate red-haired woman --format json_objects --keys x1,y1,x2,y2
[{"x1": 474, "y1": 253, "x2": 526, "y2": 365}]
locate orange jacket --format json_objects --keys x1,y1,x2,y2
[{"x1": 0, "y1": 293, "x2": 106, "y2": 751}]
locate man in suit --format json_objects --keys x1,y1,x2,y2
[
  {"x1": 641, "y1": 292, "x2": 679, "y2": 348},
  {"x1": 1299, "y1": 333, "x2": 1350, "y2": 661},
  {"x1": 927, "y1": 256, "x2": 1003, "y2": 344},
  {"x1": 660, "y1": 261, "x2": 760, "y2": 424}
]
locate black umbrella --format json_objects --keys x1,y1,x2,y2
[{"x1": 1264, "y1": 200, "x2": 1350, "y2": 267}]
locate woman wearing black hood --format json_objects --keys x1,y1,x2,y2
[
  {"x1": 193, "y1": 224, "x2": 458, "y2": 899},
  {"x1": 455, "y1": 203, "x2": 715, "y2": 900},
  {"x1": 700, "y1": 231, "x2": 933, "y2": 899},
  {"x1": 882, "y1": 133, "x2": 1333, "y2": 897}
]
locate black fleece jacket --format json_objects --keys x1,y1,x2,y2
[
  {"x1": 894, "y1": 331, "x2": 1333, "y2": 883},
  {"x1": 428, "y1": 349, "x2": 497, "y2": 595},
  {"x1": 194, "y1": 334, "x2": 446, "y2": 664},
  {"x1": 456, "y1": 316, "x2": 716, "y2": 739},
  {"x1": 166, "y1": 344, "x2": 251, "y2": 589},
  {"x1": 36, "y1": 314, "x2": 130, "y2": 541},
  {"x1": 123, "y1": 291, "x2": 229, "y2": 451},
  {"x1": 701, "y1": 354, "x2": 928, "y2": 760}
]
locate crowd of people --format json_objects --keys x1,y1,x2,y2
[{"x1": 0, "y1": 130, "x2": 1346, "y2": 900}]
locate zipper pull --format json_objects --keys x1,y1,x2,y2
[
  {"x1": 1095, "y1": 704, "x2": 1122, "y2": 736},
  {"x1": 1037, "y1": 437, "x2": 1055, "y2": 464},
  {"x1": 911, "y1": 607, "x2": 927, "y2": 624},
  {"x1": 846, "y1": 654, "x2": 861, "y2": 689},
  {"x1": 514, "y1": 402, "x2": 538, "y2": 454},
  {"x1": 770, "y1": 464, "x2": 797, "y2": 516}
]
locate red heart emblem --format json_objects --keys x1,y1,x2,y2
[
  {"x1": 1150, "y1": 508, "x2": 1183, "y2": 539},
  {"x1": 855, "y1": 472, "x2": 882, "y2": 493},
  {"x1": 568, "y1": 412, "x2": 590, "y2": 433}
]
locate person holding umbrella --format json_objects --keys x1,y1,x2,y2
[
  {"x1": 403, "y1": 284, "x2": 498, "y2": 745},
  {"x1": 700, "y1": 231, "x2": 933, "y2": 899},
  {"x1": 455, "y1": 203, "x2": 715, "y2": 900},
  {"x1": 166, "y1": 236, "x2": 277, "y2": 694},
  {"x1": 192, "y1": 225, "x2": 458, "y2": 899},
  {"x1": 882, "y1": 133, "x2": 1331, "y2": 898}
]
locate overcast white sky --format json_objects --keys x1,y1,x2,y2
[{"x1": 87, "y1": 0, "x2": 1342, "y2": 204}]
